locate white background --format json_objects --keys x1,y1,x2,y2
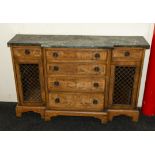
[{"x1": 0, "y1": 23, "x2": 154, "y2": 107}]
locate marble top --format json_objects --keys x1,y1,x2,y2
[{"x1": 7, "y1": 34, "x2": 150, "y2": 49}]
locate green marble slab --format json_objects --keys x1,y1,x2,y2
[{"x1": 7, "y1": 34, "x2": 150, "y2": 49}]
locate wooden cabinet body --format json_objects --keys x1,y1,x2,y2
[{"x1": 8, "y1": 35, "x2": 149, "y2": 123}]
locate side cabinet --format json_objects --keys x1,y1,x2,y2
[
  {"x1": 11, "y1": 46, "x2": 46, "y2": 118},
  {"x1": 108, "y1": 48, "x2": 145, "y2": 121},
  {"x1": 109, "y1": 62, "x2": 141, "y2": 109}
]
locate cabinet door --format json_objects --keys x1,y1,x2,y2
[
  {"x1": 108, "y1": 62, "x2": 141, "y2": 109},
  {"x1": 15, "y1": 59, "x2": 45, "y2": 106}
]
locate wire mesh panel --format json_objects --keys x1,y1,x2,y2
[
  {"x1": 19, "y1": 64, "x2": 42, "y2": 103},
  {"x1": 112, "y1": 66, "x2": 136, "y2": 105}
]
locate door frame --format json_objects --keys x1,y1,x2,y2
[
  {"x1": 108, "y1": 61, "x2": 141, "y2": 109},
  {"x1": 14, "y1": 58, "x2": 45, "y2": 106}
]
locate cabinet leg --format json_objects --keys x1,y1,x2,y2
[
  {"x1": 16, "y1": 111, "x2": 22, "y2": 117},
  {"x1": 45, "y1": 115, "x2": 51, "y2": 121},
  {"x1": 132, "y1": 114, "x2": 139, "y2": 122},
  {"x1": 108, "y1": 115, "x2": 113, "y2": 122},
  {"x1": 108, "y1": 110, "x2": 139, "y2": 122},
  {"x1": 16, "y1": 106, "x2": 22, "y2": 118},
  {"x1": 40, "y1": 112, "x2": 45, "y2": 119},
  {"x1": 101, "y1": 118, "x2": 108, "y2": 124},
  {"x1": 15, "y1": 105, "x2": 45, "y2": 119}
]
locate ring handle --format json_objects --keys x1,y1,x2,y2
[
  {"x1": 93, "y1": 82, "x2": 99, "y2": 88},
  {"x1": 94, "y1": 66, "x2": 100, "y2": 72},
  {"x1": 55, "y1": 98, "x2": 60, "y2": 103},
  {"x1": 53, "y1": 66, "x2": 59, "y2": 71},
  {"x1": 25, "y1": 49, "x2": 30, "y2": 55},
  {"x1": 54, "y1": 81, "x2": 59, "y2": 86},
  {"x1": 53, "y1": 52, "x2": 59, "y2": 58},
  {"x1": 95, "y1": 53, "x2": 100, "y2": 59},
  {"x1": 124, "y1": 51, "x2": 130, "y2": 57},
  {"x1": 93, "y1": 99, "x2": 98, "y2": 104}
]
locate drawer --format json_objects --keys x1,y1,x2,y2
[
  {"x1": 112, "y1": 48, "x2": 143, "y2": 61},
  {"x1": 46, "y1": 48, "x2": 108, "y2": 62},
  {"x1": 13, "y1": 47, "x2": 41, "y2": 58},
  {"x1": 47, "y1": 63, "x2": 106, "y2": 75},
  {"x1": 48, "y1": 77, "x2": 105, "y2": 92},
  {"x1": 48, "y1": 92, "x2": 104, "y2": 111}
]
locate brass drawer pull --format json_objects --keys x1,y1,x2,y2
[
  {"x1": 54, "y1": 81, "x2": 59, "y2": 86},
  {"x1": 93, "y1": 82, "x2": 99, "y2": 88},
  {"x1": 55, "y1": 98, "x2": 60, "y2": 103},
  {"x1": 95, "y1": 53, "x2": 100, "y2": 59},
  {"x1": 93, "y1": 99, "x2": 98, "y2": 104},
  {"x1": 53, "y1": 52, "x2": 59, "y2": 58},
  {"x1": 124, "y1": 51, "x2": 130, "y2": 57},
  {"x1": 25, "y1": 49, "x2": 30, "y2": 55},
  {"x1": 53, "y1": 66, "x2": 59, "y2": 71},
  {"x1": 94, "y1": 66, "x2": 100, "y2": 72}
]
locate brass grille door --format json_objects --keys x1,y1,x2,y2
[
  {"x1": 109, "y1": 63, "x2": 140, "y2": 108},
  {"x1": 15, "y1": 61, "x2": 45, "y2": 106},
  {"x1": 113, "y1": 66, "x2": 136, "y2": 105},
  {"x1": 19, "y1": 64, "x2": 42, "y2": 102}
]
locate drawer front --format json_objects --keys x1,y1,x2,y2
[
  {"x1": 46, "y1": 48, "x2": 107, "y2": 62},
  {"x1": 13, "y1": 47, "x2": 41, "y2": 58},
  {"x1": 48, "y1": 77, "x2": 105, "y2": 92},
  {"x1": 112, "y1": 48, "x2": 143, "y2": 61},
  {"x1": 47, "y1": 63, "x2": 106, "y2": 75},
  {"x1": 48, "y1": 93, "x2": 104, "y2": 111}
]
